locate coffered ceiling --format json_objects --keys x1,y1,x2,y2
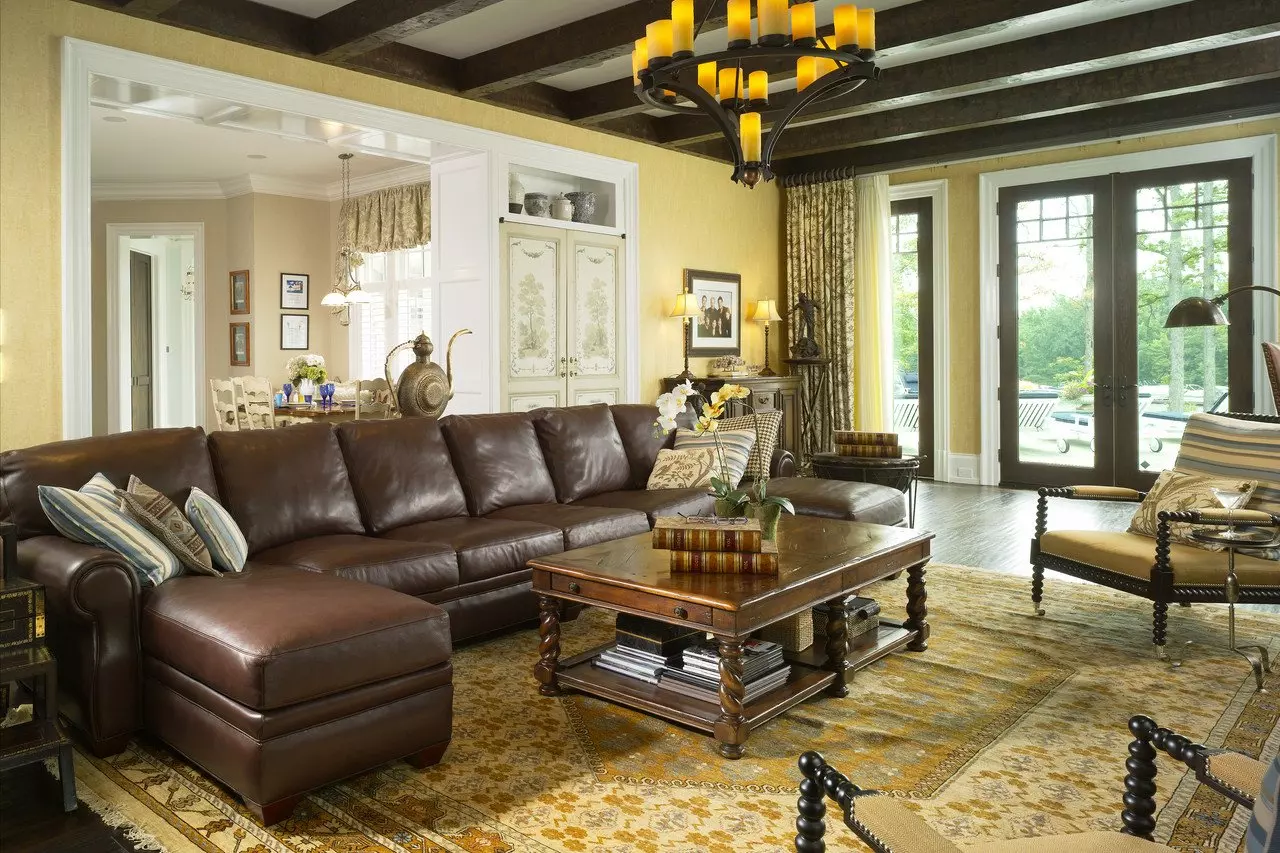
[{"x1": 73, "y1": 0, "x2": 1280, "y2": 174}]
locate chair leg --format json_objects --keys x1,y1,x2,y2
[
  {"x1": 1121, "y1": 715, "x2": 1159, "y2": 840},
  {"x1": 1030, "y1": 560, "x2": 1046, "y2": 616},
  {"x1": 1152, "y1": 600, "x2": 1169, "y2": 658}
]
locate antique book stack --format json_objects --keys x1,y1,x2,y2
[
  {"x1": 593, "y1": 614, "x2": 702, "y2": 684},
  {"x1": 653, "y1": 516, "x2": 779, "y2": 574},
  {"x1": 661, "y1": 639, "x2": 790, "y2": 704},
  {"x1": 833, "y1": 430, "x2": 901, "y2": 458}
]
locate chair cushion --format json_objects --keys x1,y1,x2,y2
[
  {"x1": 532, "y1": 404, "x2": 632, "y2": 502},
  {"x1": 335, "y1": 417, "x2": 468, "y2": 533},
  {"x1": 1203, "y1": 750, "x2": 1267, "y2": 801},
  {"x1": 576, "y1": 488, "x2": 715, "y2": 525},
  {"x1": 208, "y1": 424, "x2": 364, "y2": 554},
  {"x1": 966, "y1": 831, "x2": 1175, "y2": 852},
  {"x1": 610, "y1": 404, "x2": 677, "y2": 488},
  {"x1": 1039, "y1": 530, "x2": 1280, "y2": 586},
  {"x1": 674, "y1": 427, "x2": 756, "y2": 487},
  {"x1": 142, "y1": 566, "x2": 450, "y2": 711},
  {"x1": 767, "y1": 477, "x2": 906, "y2": 525},
  {"x1": 185, "y1": 487, "x2": 248, "y2": 572},
  {"x1": 487, "y1": 504, "x2": 650, "y2": 550},
  {"x1": 439, "y1": 413, "x2": 557, "y2": 515},
  {"x1": 381, "y1": 516, "x2": 563, "y2": 584},
  {"x1": 252, "y1": 534, "x2": 459, "y2": 597},
  {"x1": 646, "y1": 448, "x2": 717, "y2": 489},
  {"x1": 117, "y1": 475, "x2": 216, "y2": 576}
]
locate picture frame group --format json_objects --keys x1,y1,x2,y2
[{"x1": 227, "y1": 270, "x2": 313, "y2": 365}]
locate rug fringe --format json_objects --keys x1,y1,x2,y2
[{"x1": 44, "y1": 757, "x2": 173, "y2": 853}]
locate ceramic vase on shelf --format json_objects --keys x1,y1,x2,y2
[
  {"x1": 551, "y1": 194, "x2": 574, "y2": 221},
  {"x1": 565, "y1": 191, "x2": 596, "y2": 224},
  {"x1": 508, "y1": 172, "x2": 525, "y2": 214},
  {"x1": 523, "y1": 192, "x2": 550, "y2": 217}
]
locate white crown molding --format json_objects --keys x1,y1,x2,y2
[
  {"x1": 92, "y1": 164, "x2": 433, "y2": 202},
  {"x1": 92, "y1": 180, "x2": 226, "y2": 201}
]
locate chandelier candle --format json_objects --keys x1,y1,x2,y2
[
  {"x1": 671, "y1": 0, "x2": 694, "y2": 58},
  {"x1": 727, "y1": 0, "x2": 751, "y2": 48},
  {"x1": 647, "y1": 19, "x2": 673, "y2": 65},
  {"x1": 748, "y1": 70, "x2": 769, "y2": 107},
  {"x1": 698, "y1": 61, "x2": 718, "y2": 98},
  {"x1": 631, "y1": 38, "x2": 648, "y2": 85},
  {"x1": 719, "y1": 67, "x2": 744, "y2": 106},
  {"x1": 758, "y1": 0, "x2": 789, "y2": 45},
  {"x1": 791, "y1": 2, "x2": 817, "y2": 46},
  {"x1": 857, "y1": 8, "x2": 876, "y2": 54},
  {"x1": 834, "y1": 5, "x2": 859, "y2": 51},
  {"x1": 796, "y1": 56, "x2": 817, "y2": 91},
  {"x1": 740, "y1": 112, "x2": 762, "y2": 164}
]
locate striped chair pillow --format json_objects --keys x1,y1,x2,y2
[
  {"x1": 38, "y1": 475, "x2": 181, "y2": 587},
  {"x1": 186, "y1": 487, "x2": 248, "y2": 572},
  {"x1": 674, "y1": 427, "x2": 757, "y2": 488},
  {"x1": 716, "y1": 411, "x2": 783, "y2": 481},
  {"x1": 1247, "y1": 756, "x2": 1280, "y2": 853},
  {"x1": 1175, "y1": 413, "x2": 1280, "y2": 559}
]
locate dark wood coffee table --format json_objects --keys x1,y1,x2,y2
[{"x1": 529, "y1": 516, "x2": 933, "y2": 759}]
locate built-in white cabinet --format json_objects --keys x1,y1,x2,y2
[{"x1": 500, "y1": 221, "x2": 625, "y2": 412}]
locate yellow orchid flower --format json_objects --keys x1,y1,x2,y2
[
  {"x1": 693, "y1": 415, "x2": 719, "y2": 434},
  {"x1": 702, "y1": 402, "x2": 725, "y2": 419},
  {"x1": 719, "y1": 383, "x2": 751, "y2": 400}
]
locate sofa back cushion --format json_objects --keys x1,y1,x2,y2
[
  {"x1": 1175, "y1": 413, "x2": 1280, "y2": 518},
  {"x1": 207, "y1": 424, "x2": 364, "y2": 554},
  {"x1": 0, "y1": 427, "x2": 217, "y2": 539},
  {"x1": 335, "y1": 417, "x2": 468, "y2": 533},
  {"x1": 439, "y1": 412, "x2": 556, "y2": 515},
  {"x1": 610, "y1": 404, "x2": 677, "y2": 489},
  {"x1": 532, "y1": 404, "x2": 632, "y2": 502}
]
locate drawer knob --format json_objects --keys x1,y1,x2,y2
[
  {"x1": 673, "y1": 605, "x2": 688, "y2": 619},
  {"x1": 568, "y1": 582, "x2": 581, "y2": 594}
]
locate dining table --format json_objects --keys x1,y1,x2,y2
[{"x1": 274, "y1": 402, "x2": 360, "y2": 425}]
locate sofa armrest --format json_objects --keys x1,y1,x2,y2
[
  {"x1": 770, "y1": 448, "x2": 796, "y2": 479},
  {"x1": 18, "y1": 536, "x2": 142, "y2": 754}
]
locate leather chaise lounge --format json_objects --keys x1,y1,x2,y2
[{"x1": 0, "y1": 403, "x2": 905, "y2": 824}]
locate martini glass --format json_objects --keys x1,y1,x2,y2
[{"x1": 1209, "y1": 486, "x2": 1250, "y2": 540}]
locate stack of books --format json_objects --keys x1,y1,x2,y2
[
  {"x1": 593, "y1": 614, "x2": 703, "y2": 684},
  {"x1": 653, "y1": 516, "x2": 779, "y2": 574},
  {"x1": 833, "y1": 430, "x2": 901, "y2": 458},
  {"x1": 661, "y1": 639, "x2": 791, "y2": 704},
  {"x1": 593, "y1": 645, "x2": 668, "y2": 684}
]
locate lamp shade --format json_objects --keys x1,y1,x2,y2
[
  {"x1": 670, "y1": 291, "x2": 701, "y2": 318},
  {"x1": 1164, "y1": 296, "x2": 1228, "y2": 328},
  {"x1": 749, "y1": 299, "x2": 783, "y2": 322},
  {"x1": 345, "y1": 287, "x2": 374, "y2": 305},
  {"x1": 321, "y1": 290, "x2": 348, "y2": 307}
]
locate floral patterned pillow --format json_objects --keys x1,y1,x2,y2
[
  {"x1": 1128, "y1": 470, "x2": 1258, "y2": 551},
  {"x1": 646, "y1": 448, "x2": 718, "y2": 490}
]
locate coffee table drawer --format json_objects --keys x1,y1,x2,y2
[{"x1": 550, "y1": 574, "x2": 714, "y2": 625}]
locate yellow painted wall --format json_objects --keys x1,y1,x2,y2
[
  {"x1": 0, "y1": 0, "x2": 782, "y2": 450},
  {"x1": 891, "y1": 118, "x2": 1280, "y2": 455}
]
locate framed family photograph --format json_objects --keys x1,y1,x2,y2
[
  {"x1": 685, "y1": 269, "x2": 742, "y2": 357},
  {"x1": 280, "y1": 272, "x2": 309, "y2": 309},
  {"x1": 230, "y1": 322, "x2": 250, "y2": 366},
  {"x1": 229, "y1": 270, "x2": 250, "y2": 315},
  {"x1": 280, "y1": 313, "x2": 309, "y2": 350}
]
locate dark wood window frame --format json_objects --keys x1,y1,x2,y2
[{"x1": 890, "y1": 196, "x2": 935, "y2": 479}]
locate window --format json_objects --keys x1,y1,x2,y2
[{"x1": 349, "y1": 245, "x2": 437, "y2": 380}]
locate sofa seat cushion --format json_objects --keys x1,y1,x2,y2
[
  {"x1": 576, "y1": 488, "x2": 715, "y2": 525},
  {"x1": 142, "y1": 566, "x2": 451, "y2": 710},
  {"x1": 1039, "y1": 530, "x2": 1280, "y2": 587},
  {"x1": 252, "y1": 534, "x2": 459, "y2": 597},
  {"x1": 486, "y1": 504, "x2": 650, "y2": 550},
  {"x1": 381, "y1": 517, "x2": 563, "y2": 585},
  {"x1": 767, "y1": 477, "x2": 906, "y2": 525}
]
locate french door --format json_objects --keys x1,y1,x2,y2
[
  {"x1": 890, "y1": 197, "x2": 935, "y2": 478},
  {"x1": 998, "y1": 159, "x2": 1254, "y2": 488}
]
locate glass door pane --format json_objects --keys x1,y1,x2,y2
[{"x1": 889, "y1": 197, "x2": 933, "y2": 476}]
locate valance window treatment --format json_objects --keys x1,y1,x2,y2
[{"x1": 338, "y1": 182, "x2": 431, "y2": 254}]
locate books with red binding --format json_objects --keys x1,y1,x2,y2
[
  {"x1": 653, "y1": 516, "x2": 763, "y2": 553},
  {"x1": 669, "y1": 540, "x2": 779, "y2": 574},
  {"x1": 833, "y1": 431, "x2": 898, "y2": 446}
]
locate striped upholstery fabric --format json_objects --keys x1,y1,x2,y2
[
  {"x1": 1174, "y1": 413, "x2": 1280, "y2": 560},
  {"x1": 1247, "y1": 757, "x2": 1280, "y2": 853},
  {"x1": 185, "y1": 486, "x2": 248, "y2": 572},
  {"x1": 674, "y1": 427, "x2": 757, "y2": 488},
  {"x1": 716, "y1": 411, "x2": 783, "y2": 481},
  {"x1": 38, "y1": 474, "x2": 181, "y2": 586}
]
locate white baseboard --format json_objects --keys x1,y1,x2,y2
[{"x1": 947, "y1": 453, "x2": 981, "y2": 485}]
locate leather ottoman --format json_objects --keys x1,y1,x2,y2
[
  {"x1": 765, "y1": 477, "x2": 907, "y2": 526},
  {"x1": 141, "y1": 567, "x2": 453, "y2": 825}
]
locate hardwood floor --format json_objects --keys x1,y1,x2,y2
[{"x1": 0, "y1": 481, "x2": 1270, "y2": 853}]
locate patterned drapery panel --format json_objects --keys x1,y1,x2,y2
[
  {"x1": 784, "y1": 177, "x2": 857, "y2": 463},
  {"x1": 339, "y1": 182, "x2": 431, "y2": 254}
]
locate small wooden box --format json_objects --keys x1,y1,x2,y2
[{"x1": 0, "y1": 577, "x2": 46, "y2": 652}]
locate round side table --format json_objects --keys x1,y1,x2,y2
[
  {"x1": 1189, "y1": 525, "x2": 1277, "y2": 692},
  {"x1": 810, "y1": 454, "x2": 923, "y2": 527}
]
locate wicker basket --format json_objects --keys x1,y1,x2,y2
[
  {"x1": 814, "y1": 607, "x2": 880, "y2": 641},
  {"x1": 757, "y1": 609, "x2": 814, "y2": 652}
]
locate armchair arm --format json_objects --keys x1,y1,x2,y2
[
  {"x1": 797, "y1": 752, "x2": 962, "y2": 853},
  {"x1": 1160, "y1": 507, "x2": 1279, "y2": 527},
  {"x1": 1125, "y1": 715, "x2": 1260, "y2": 815},
  {"x1": 1039, "y1": 485, "x2": 1147, "y2": 502},
  {"x1": 771, "y1": 448, "x2": 797, "y2": 479}
]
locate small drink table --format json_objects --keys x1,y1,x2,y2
[{"x1": 1189, "y1": 526, "x2": 1277, "y2": 692}]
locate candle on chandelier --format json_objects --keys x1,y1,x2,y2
[
  {"x1": 748, "y1": 70, "x2": 769, "y2": 106},
  {"x1": 816, "y1": 36, "x2": 838, "y2": 78},
  {"x1": 726, "y1": 0, "x2": 751, "y2": 48},
  {"x1": 796, "y1": 56, "x2": 817, "y2": 91},
  {"x1": 646, "y1": 19, "x2": 674, "y2": 65},
  {"x1": 758, "y1": 0, "x2": 789, "y2": 44},
  {"x1": 698, "y1": 62, "x2": 719, "y2": 99},
  {"x1": 718, "y1": 67, "x2": 744, "y2": 103},
  {"x1": 790, "y1": 2, "x2": 817, "y2": 46},
  {"x1": 671, "y1": 0, "x2": 694, "y2": 57},
  {"x1": 632, "y1": 38, "x2": 648, "y2": 85},
  {"x1": 740, "y1": 112, "x2": 762, "y2": 164},
  {"x1": 858, "y1": 8, "x2": 876, "y2": 53},
  {"x1": 833, "y1": 5, "x2": 859, "y2": 51}
]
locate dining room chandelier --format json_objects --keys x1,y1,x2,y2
[
  {"x1": 321, "y1": 152, "x2": 372, "y2": 326},
  {"x1": 634, "y1": 0, "x2": 878, "y2": 188}
]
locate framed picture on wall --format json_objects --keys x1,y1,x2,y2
[
  {"x1": 280, "y1": 272, "x2": 309, "y2": 309},
  {"x1": 230, "y1": 322, "x2": 250, "y2": 366},
  {"x1": 230, "y1": 270, "x2": 250, "y2": 315},
  {"x1": 281, "y1": 313, "x2": 309, "y2": 350},
  {"x1": 685, "y1": 269, "x2": 742, "y2": 357}
]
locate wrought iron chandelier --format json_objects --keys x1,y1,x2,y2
[
  {"x1": 634, "y1": 0, "x2": 879, "y2": 188},
  {"x1": 321, "y1": 152, "x2": 372, "y2": 326}
]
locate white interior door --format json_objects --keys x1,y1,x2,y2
[
  {"x1": 567, "y1": 233, "x2": 624, "y2": 406},
  {"x1": 500, "y1": 222, "x2": 566, "y2": 411}
]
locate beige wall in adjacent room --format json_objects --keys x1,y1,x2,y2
[
  {"x1": 0, "y1": 0, "x2": 783, "y2": 450},
  {"x1": 890, "y1": 118, "x2": 1280, "y2": 456}
]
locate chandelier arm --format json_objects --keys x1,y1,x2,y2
[
  {"x1": 692, "y1": 0, "x2": 718, "y2": 42},
  {"x1": 645, "y1": 76, "x2": 747, "y2": 170},
  {"x1": 760, "y1": 65, "x2": 873, "y2": 165}
]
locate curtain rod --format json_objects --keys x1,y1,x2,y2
[{"x1": 779, "y1": 167, "x2": 857, "y2": 188}]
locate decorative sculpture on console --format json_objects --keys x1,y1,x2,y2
[
  {"x1": 789, "y1": 292, "x2": 822, "y2": 359},
  {"x1": 384, "y1": 329, "x2": 473, "y2": 418}
]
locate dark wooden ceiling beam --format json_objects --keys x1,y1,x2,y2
[
  {"x1": 660, "y1": 0, "x2": 1280, "y2": 146},
  {"x1": 774, "y1": 80, "x2": 1280, "y2": 174},
  {"x1": 121, "y1": 0, "x2": 185, "y2": 15},
  {"x1": 340, "y1": 42, "x2": 460, "y2": 91},
  {"x1": 312, "y1": 0, "x2": 504, "y2": 62}
]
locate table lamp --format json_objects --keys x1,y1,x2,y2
[
  {"x1": 670, "y1": 290, "x2": 702, "y2": 382},
  {"x1": 749, "y1": 299, "x2": 783, "y2": 376},
  {"x1": 1165, "y1": 285, "x2": 1280, "y2": 327}
]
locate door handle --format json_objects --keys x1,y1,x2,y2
[
  {"x1": 558, "y1": 356, "x2": 567, "y2": 378},
  {"x1": 1091, "y1": 381, "x2": 1113, "y2": 407},
  {"x1": 568, "y1": 356, "x2": 580, "y2": 378}
]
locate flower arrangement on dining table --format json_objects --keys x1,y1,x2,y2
[
  {"x1": 654, "y1": 380, "x2": 794, "y2": 531},
  {"x1": 285, "y1": 353, "x2": 328, "y2": 385}
]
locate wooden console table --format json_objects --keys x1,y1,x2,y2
[{"x1": 660, "y1": 375, "x2": 802, "y2": 458}]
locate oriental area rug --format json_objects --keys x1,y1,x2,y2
[{"x1": 63, "y1": 565, "x2": 1278, "y2": 853}]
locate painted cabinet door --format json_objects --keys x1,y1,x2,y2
[
  {"x1": 500, "y1": 224, "x2": 565, "y2": 411},
  {"x1": 567, "y1": 233, "x2": 624, "y2": 407}
]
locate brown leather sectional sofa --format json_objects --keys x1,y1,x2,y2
[{"x1": 0, "y1": 402, "x2": 904, "y2": 824}]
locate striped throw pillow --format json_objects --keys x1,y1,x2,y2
[
  {"x1": 186, "y1": 487, "x2": 248, "y2": 572},
  {"x1": 716, "y1": 411, "x2": 783, "y2": 481},
  {"x1": 117, "y1": 476, "x2": 218, "y2": 577},
  {"x1": 674, "y1": 427, "x2": 756, "y2": 488},
  {"x1": 1247, "y1": 756, "x2": 1280, "y2": 853},
  {"x1": 39, "y1": 475, "x2": 181, "y2": 587}
]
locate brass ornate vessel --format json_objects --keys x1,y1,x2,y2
[{"x1": 384, "y1": 329, "x2": 472, "y2": 418}]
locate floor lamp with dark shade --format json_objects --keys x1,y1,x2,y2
[
  {"x1": 1164, "y1": 285, "x2": 1280, "y2": 327},
  {"x1": 670, "y1": 291, "x2": 701, "y2": 383}
]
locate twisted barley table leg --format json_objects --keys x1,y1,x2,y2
[
  {"x1": 714, "y1": 637, "x2": 748, "y2": 759},
  {"x1": 534, "y1": 595, "x2": 562, "y2": 697}
]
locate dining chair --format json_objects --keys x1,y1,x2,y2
[
  {"x1": 356, "y1": 378, "x2": 395, "y2": 419},
  {"x1": 209, "y1": 379, "x2": 240, "y2": 431},
  {"x1": 232, "y1": 376, "x2": 276, "y2": 430}
]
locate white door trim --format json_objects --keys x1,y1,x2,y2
[
  {"x1": 105, "y1": 223, "x2": 206, "y2": 433},
  {"x1": 977, "y1": 134, "x2": 1278, "y2": 486},
  {"x1": 889, "y1": 179, "x2": 950, "y2": 481}
]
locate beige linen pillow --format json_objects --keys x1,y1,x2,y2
[
  {"x1": 1128, "y1": 470, "x2": 1257, "y2": 552},
  {"x1": 647, "y1": 448, "x2": 719, "y2": 490}
]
